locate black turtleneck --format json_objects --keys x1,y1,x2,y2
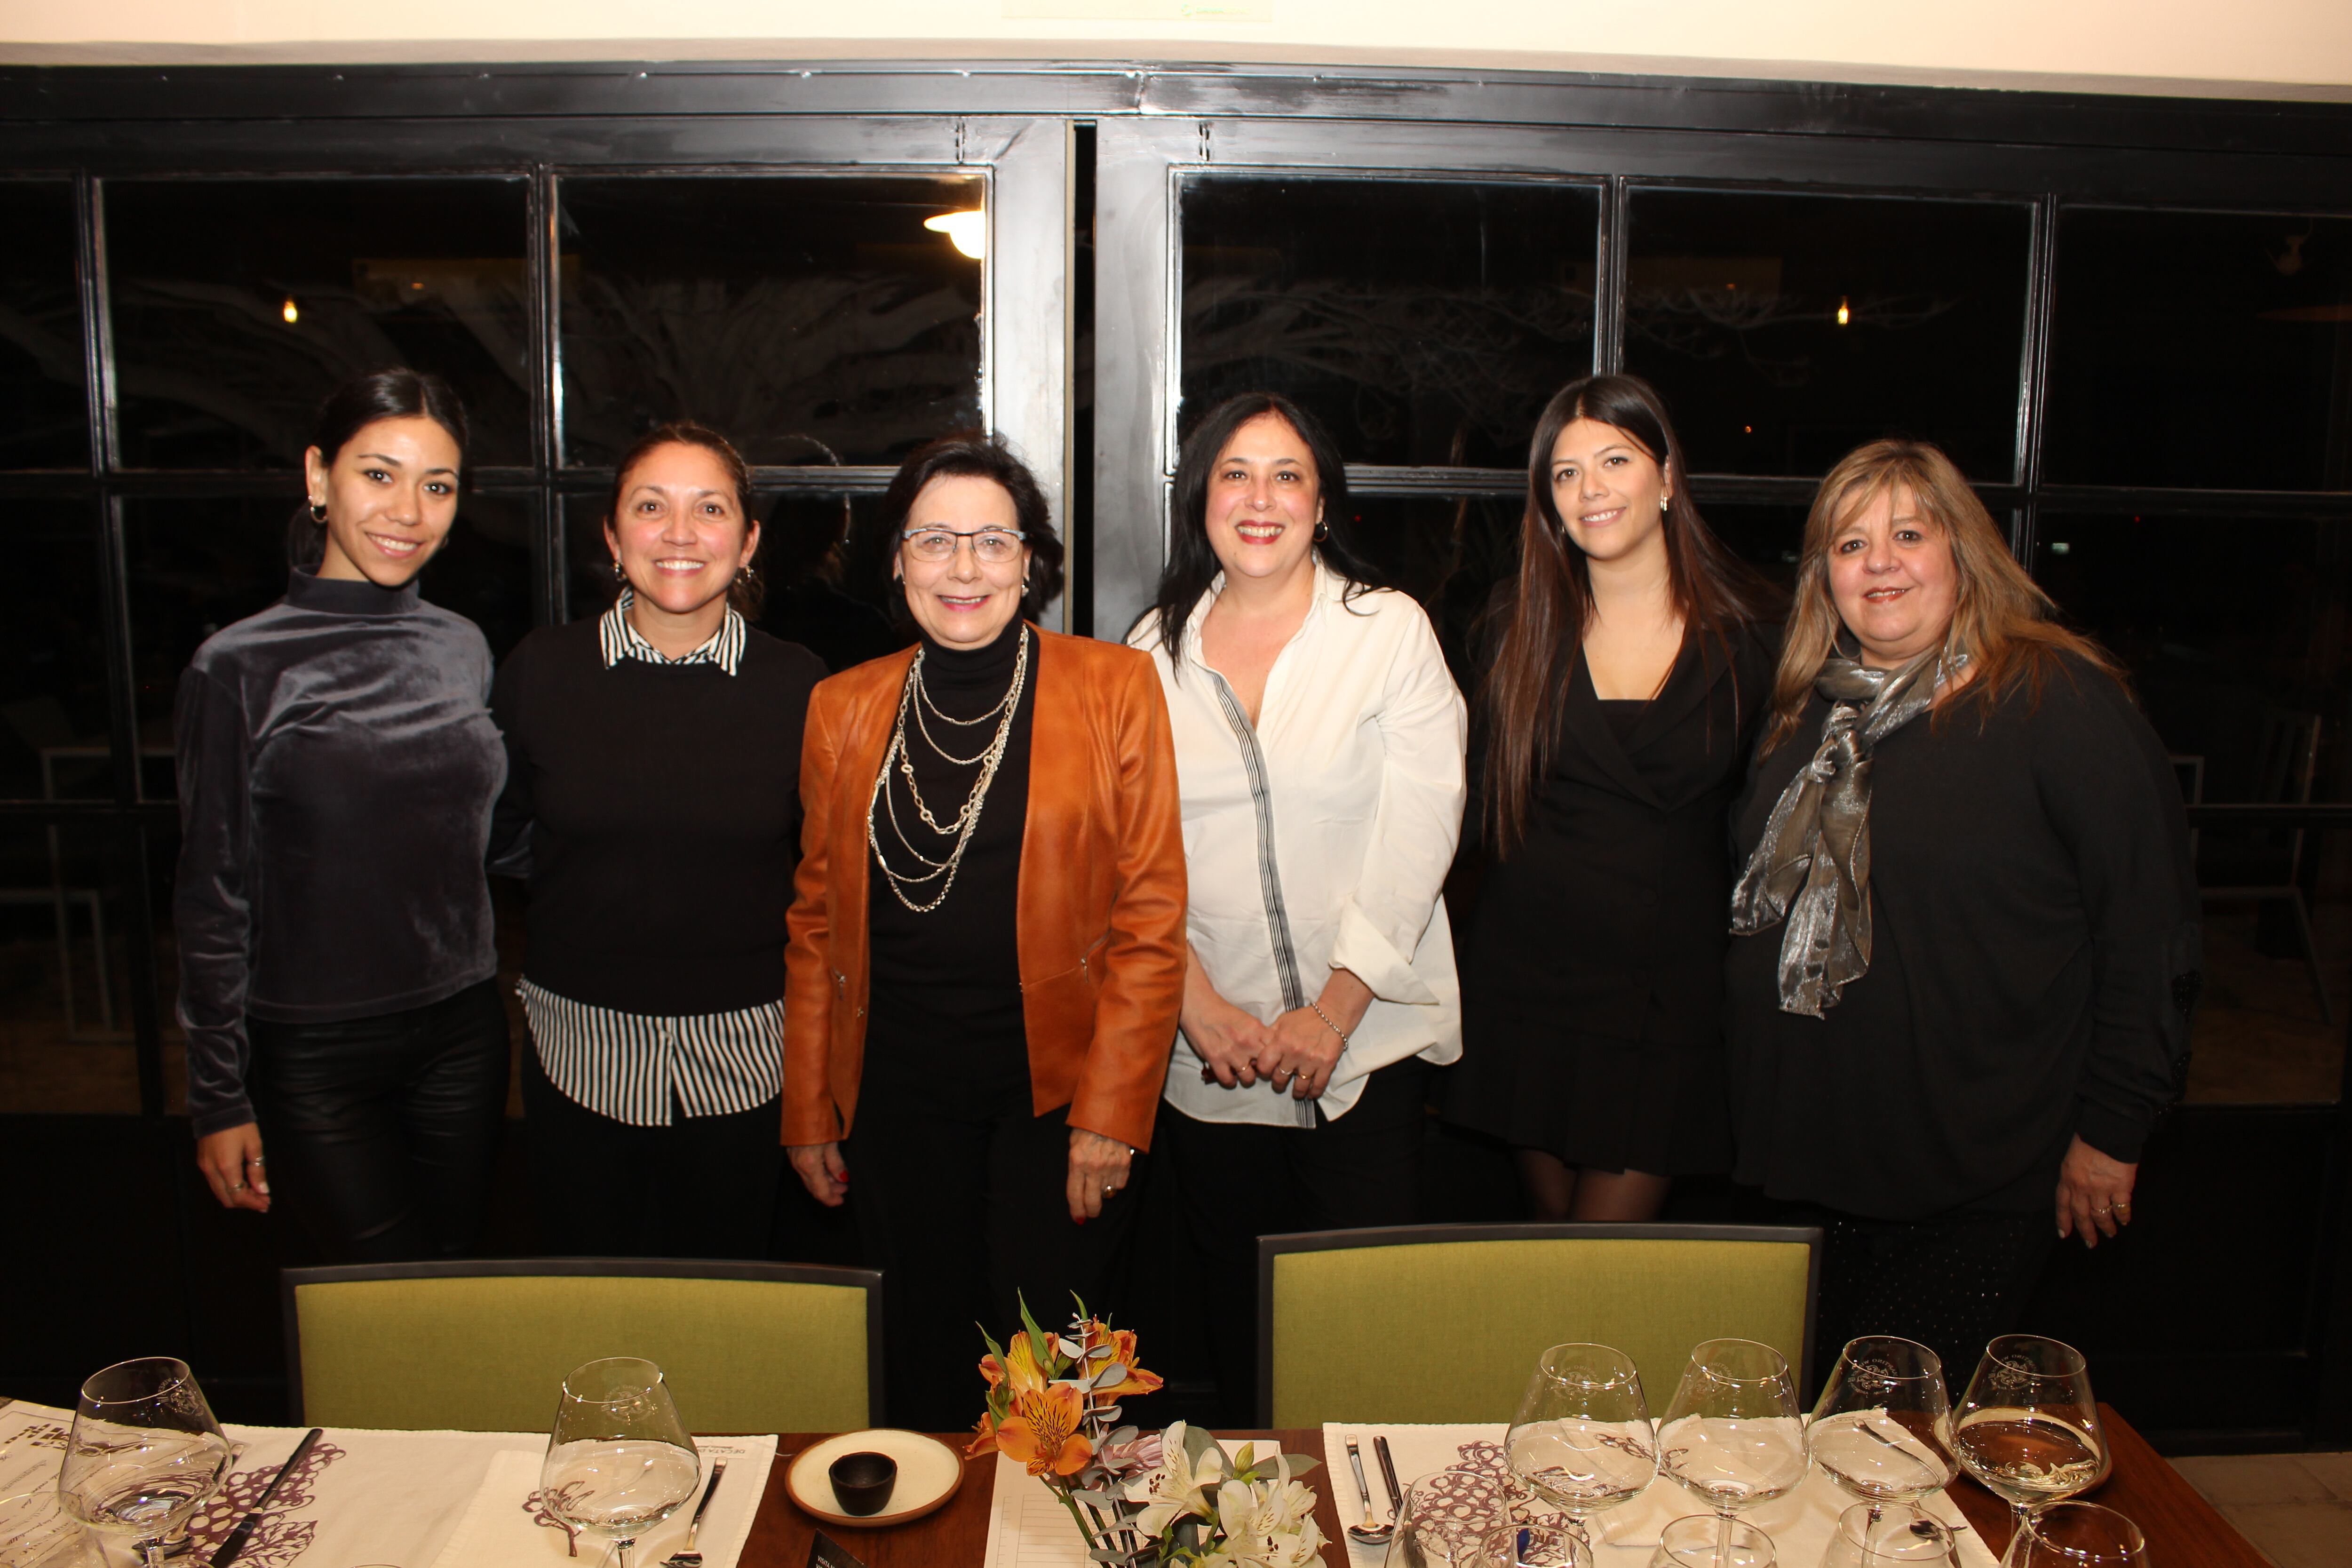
[{"x1": 866, "y1": 616, "x2": 1036, "y2": 1086}]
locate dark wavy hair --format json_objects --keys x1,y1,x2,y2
[
  {"x1": 864, "y1": 432, "x2": 1065, "y2": 626},
  {"x1": 1482, "y1": 373, "x2": 1779, "y2": 852},
  {"x1": 288, "y1": 368, "x2": 469, "y2": 567},
  {"x1": 1139, "y1": 391, "x2": 1383, "y2": 668},
  {"x1": 604, "y1": 420, "x2": 765, "y2": 618}
]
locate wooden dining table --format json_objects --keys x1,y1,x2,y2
[{"x1": 735, "y1": 1406, "x2": 2267, "y2": 1568}]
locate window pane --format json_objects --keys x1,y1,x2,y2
[
  {"x1": 1320, "y1": 493, "x2": 1526, "y2": 686},
  {"x1": 1701, "y1": 502, "x2": 1811, "y2": 593},
  {"x1": 107, "y1": 178, "x2": 532, "y2": 469},
  {"x1": 0, "y1": 503, "x2": 115, "y2": 800},
  {"x1": 127, "y1": 495, "x2": 534, "y2": 773},
  {"x1": 0, "y1": 820, "x2": 143, "y2": 1113},
  {"x1": 1624, "y1": 190, "x2": 2031, "y2": 480},
  {"x1": 1180, "y1": 177, "x2": 1599, "y2": 468},
  {"x1": 2036, "y1": 513, "x2": 2352, "y2": 1104},
  {"x1": 0, "y1": 182, "x2": 88, "y2": 469},
  {"x1": 2045, "y1": 210, "x2": 2352, "y2": 489},
  {"x1": 557, "y1": 175, "x2": 984, "y2": 468}
]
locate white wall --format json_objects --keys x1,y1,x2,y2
[{"x1": 4, "y1": 0, "x2": 2350, "y2": 99}]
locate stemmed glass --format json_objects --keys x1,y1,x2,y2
[
  {"x1": 57, "y1": 1356, "x2": 233, "y2": 1567},
  {"x1": 1807, "y1": 1337, "x2": 1957, "y2": 1521},
  {"x1": 540, "y1": 1356, "x2": 703, "y2": 1568},
  {"x1": 1655, "y1": 1340, "x2": 1807, "y2": 1568},
  {"x1": 1820, "y1": 1502, "x2": 1955, "y2": 1568},
  {"x1": 1503, "y1": 1343, "x2": 1658, "y2": 1546},
  {"x1": 1952, "y1": 1336, "x2": 2107, "y2": 1544},
  {"x1": 2001, "y1": 1502, "x2": 2147, "y2": 1568}
]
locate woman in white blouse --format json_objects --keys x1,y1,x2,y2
[{"x1": 1130, "y1": 391, "x2": 1467, "y2": 1421}]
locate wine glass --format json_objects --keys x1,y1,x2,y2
[
  {"x1": 1820, "y1": 1502, "x2": 1956, "y2": 1568},
  {"x1": 1952, "y1": 1336, "x2": 2106, "y2": 1543},
  {"x1": 540, "y1": 1356, "x2": 703, "y2": 1568},
  {"x1": 1383, "y1": 1469, "x2": 1510, "y2": 1568},
  {"x1": 2001, "y1": 1502, "x2": 2147, "y2": 1568},
  {"x1": 1504, "y1": 1343, "x2": 1657, "y2": 1545},
  {"x1": 1646, "y1": 1514, "x2": 1774, "y2": 1568},
  {"x1": 1655, "y1": 1340, "x2": 1807, "y2": 1568},
  {"x1": 56, "y1": 1356, "x2": 232, "y2": 1568},
  {"x1": 1807, "y1": 1337, "x2": 1957, "y2": 1519},
  {"x1": 0, "y1": 1489, "x2": 90, "y2": 1567}
]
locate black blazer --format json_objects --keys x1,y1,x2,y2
[{"x1": 1462, "y1": 621, "x2": 1780, "y2": 1047}]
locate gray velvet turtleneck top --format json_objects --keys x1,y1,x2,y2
[{"x1": 172, "y1": 569, "x2": 507, "y2": 1137}]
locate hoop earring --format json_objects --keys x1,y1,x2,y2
[
  {"x1": 612, "y1": 558, "x2": 625, "y2": 581},
  {"x1": 735, "y1": 563, "x2": 756, "y2": 586},
  {"x1": 309, "y1": 502, "x2": 328, "y2": 523},
  {"x1": 1313, "y1": 521, "x2": 1329, "y2": 542}
]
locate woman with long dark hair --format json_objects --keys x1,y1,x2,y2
[
  {"x1": 492, "y1": 421, "x2": 827, "y2": 1258},
  {"x1": 1132, "y1": 391, "x2": 1466, "y2": 1422},
  {"x1": 1725, "y1": 439, "x2": 2193, "y2": 1377},
  {"x1": 1444, "y1": 374, "x2": 1779, "y2": 1222},
  {"x1": 783, "y1": 433, "x2": 1185, "y2": 1430},
  {"x1": 176, "y1": 368, "x2": 510, "y2": 1262}
]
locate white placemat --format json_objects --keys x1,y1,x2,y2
[
  {"x1": 431, "y1": 1435, "x2": 774, "y2": 1568},
  {"x1": 1321, "y1": 1423, "x2": 1999, "y2": 1568},
  {"x1": 0, "y1": 1400, "x2": 773, "y2": 1568}
]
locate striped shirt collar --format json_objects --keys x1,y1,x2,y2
[{"x1": 597, "y1": 590, "x2": 746, "y2": 676}]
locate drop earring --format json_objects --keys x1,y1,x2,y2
[
  {"x1": 309, "y1": 501, "x2": 328, "y2": 522},
  {"x1": 1660, "y1": 497, "x2": 1670, "y2": 513},
  {"x1": 612, "y1": 558, "x2": 625, "y2": 581}
]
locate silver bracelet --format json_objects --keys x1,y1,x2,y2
[{"x1": 1308, "y1": 1001, "x2": 1351, "y2": 1043}]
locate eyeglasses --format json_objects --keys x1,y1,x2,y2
[{"x1": 901, "y1": 526, "x2": 1026, "y2": 564}]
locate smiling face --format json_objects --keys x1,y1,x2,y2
[
  {"x1": 1203, "y1": 412, "x2": 1323, "y2": 589},
  {"x1": 304, "y1": 416, "x2": 461, "y2": 587},
  {"x1": 1826, "y1": 484, "x2": 1961, "y2": 668},
  {"x1": 895, "y1": 472, "x2": 1032, "y2": 650},
  {"x1": 604, "y1": 440, "x2": 759, "y2": 619},
  {"x1": 1549, "y1": 417, "x2": 1671, "y2": 564}
]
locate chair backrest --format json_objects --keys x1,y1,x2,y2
[
  {"x1": 283, "y1": 1258, "x2": 882, "y2": 1433},
  {"x1": 1257, "y1": 1223, "x2": 1820, "y2": 1427}
]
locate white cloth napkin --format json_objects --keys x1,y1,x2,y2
[
  {"x1": 1321, "y1": 1423, "x2": 2000, "y2": 1568},
  {"x1": 430, "y1": 1436, "x2": 775, "y2": 1568}
]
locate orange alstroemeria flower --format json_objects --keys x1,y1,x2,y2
[
  {"x1": 965, "y1": 1408, "x2": 1001, "y2": 1459},
  {"x1": 980, "y1": 1331, "x2": 1052, "y2": 1397},
  {"x1": 997, "y1": 1383, "x2": 1093, "y2": 1478},
  {"x1": 1081, "y1": 1324, "x2": 1164, "y2": 1401}
]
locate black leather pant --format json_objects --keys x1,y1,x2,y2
[{"x1": 246, "y1": 978, "x2": 511, "y2": 1264}]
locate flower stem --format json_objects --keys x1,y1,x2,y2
[{"x1": 1057, "y1": 1486, "x2": 1105, "y2": 1553}]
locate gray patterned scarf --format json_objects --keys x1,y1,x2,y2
[{"x1": 1729, "y1": 647, "x2": 1964, "y2": 1016}]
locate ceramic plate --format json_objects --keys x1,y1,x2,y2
[{"x1": 787, "y1": 1429, "x2": 968, "y2": 1528}]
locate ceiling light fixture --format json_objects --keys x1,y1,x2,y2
[
  {"x1": 1835, "y1": 296, "x2": 1851, "y2": 327},
  {"x1": 281, "y1": 296, "x2": 300, "y2": 324},
  {"x1": 924, "y1": 210, "x2": 986, "y2": 261}
]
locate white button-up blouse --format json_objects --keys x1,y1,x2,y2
[{"x1": 1129, "y1": 559, "x2": 1469, "y2": 1127}]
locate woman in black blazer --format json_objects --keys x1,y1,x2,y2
[{"x1": 1445, "y1": 374, "x2": 1779, "y2": 1221}]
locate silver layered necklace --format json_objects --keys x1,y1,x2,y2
[{"x1": 866, "y1": 629, "x2": 1030, "y2": 913}]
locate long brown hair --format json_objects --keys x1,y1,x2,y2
[
  {"x1": 1482, "y1": 374, "x2": 1777, "y2": 852},
  {"x1": 606, "y1": 420, "x2": 765, "y2": 618},
  {"x1": 1762, "y1": 438, "x2": 2121, "y2": 755}
]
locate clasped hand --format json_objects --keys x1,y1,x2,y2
[{"x1": 1180, "y1": 993, "x2": 1344, "y2": 1101}]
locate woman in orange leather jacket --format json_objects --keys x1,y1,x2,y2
[{"x1": 782, "y1": 432, "x2": 1185, "y2": 1430}]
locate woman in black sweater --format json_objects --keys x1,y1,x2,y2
[
  {"x1": 1445, "y1": 375, "x2": 1779, "y2": 1221},
  {"x1": 177, "y1": 369, "x2": 510, "y2": 1262},
  {"x1": 492, "y1": 422, "x2": 826, "y2": 1258},
  {"x1": 1725, "y1": 438, "x2": 2197, "y2": 1379}
]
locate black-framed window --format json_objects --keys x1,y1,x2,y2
[{"x1": 0, "y1": 181, "x2": 88, "y2": 471}]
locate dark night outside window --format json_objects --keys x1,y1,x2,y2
[
  {"x1": 1, "y1": 503, "x2": 112, "y2": 801},
  {"x1": 0, "y1": 181, "x2": 89, "y2": 470},
  {"x1": 105, "y1": 178, "x2": 533, "y2": 469},
  {"x1": 2044, "y1": 208, "x2": 2352, "y2": 489},
  {"x1": 1623, "y1": 188, "x2": 2031, "y2": 480},
  {"x1": 556, "y1": 175, "x2": 984, "y2": 469},
  {"x1": 1180, "y1": 176, "x2": 1600, "y2": 469}
]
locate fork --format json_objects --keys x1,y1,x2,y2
[{"x1": 660, "y1": 1459, "x2": 728, "y2": 1568}]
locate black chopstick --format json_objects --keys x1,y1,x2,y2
[{"x1": 209, "y1": 1426, "x2": 322, "y2": 1568}]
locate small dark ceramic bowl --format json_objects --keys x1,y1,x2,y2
[{"x1": 828, "y1": 1450, "x2": 898, "y2": 1517}]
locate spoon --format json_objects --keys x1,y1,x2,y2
[{"x1": 1344, "y1": 1436, "x2": 1394, "y2": 1544}]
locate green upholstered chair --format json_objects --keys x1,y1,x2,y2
[
  {"x1": 1256, "y1": 1223, "x2": 1820, "y2": 1426},
  {"x1": 282, "y1": 1258, "x2": 881, "y2": 1432}
]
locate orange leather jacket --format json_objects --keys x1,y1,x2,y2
[{"x1": 782, "y1": 626, "x2": 1186, "y2": 1152}]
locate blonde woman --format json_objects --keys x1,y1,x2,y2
[{"x1": 1725, "y1": 438, "x2": 2197, "y2": 1378}]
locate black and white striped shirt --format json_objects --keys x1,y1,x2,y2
[
  {"x1": 522, "y1": 590, "x2": 773, "y2": 1126},
  {"x1": 599, "y1": 589, "x2": 747, "y2": 675},
  {"x1": 520, "y1": 979, "x2": 783, "y2": 1126}
]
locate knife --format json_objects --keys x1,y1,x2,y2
[{"x1": 209, "y1": 1426, "x2": 321, "y2": 1568}]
